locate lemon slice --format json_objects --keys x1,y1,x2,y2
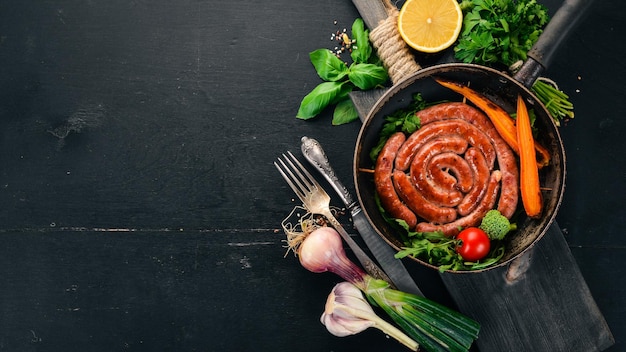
[{"x1": 398, "y1": 0, "x2": 463, "y2": 53}]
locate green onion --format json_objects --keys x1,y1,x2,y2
[{"x1": 531, "y1": 78, "x2": 575, "y2": 126}]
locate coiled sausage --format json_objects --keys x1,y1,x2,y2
[
  {"x1": 374, "y1": 132, "x2": 418, "y2": 228},
  {"x1": 416, "y1": 171, "x2": 502, "y2": 236},
  {"x1": 427, "y1": 153, "x2": 474, "y2": 193},
  {"x1": 393, "y1": 170, "x2": 458, "y2": 224},
  {"x1": 409, "y1": 136, "x2": 468, "y2": 207},
  {"x1": 373, "y1": 102, "x2": 520, "y2": 236},
  {"x1": 395, "y1": 119, "x2": 496, "y2": 171},
  {"x1": 456, "y1": 147, "x2": 490, "y2": 216},
  {"x1": 415, "y1": 102, "x2": 519, "y2": 217}
]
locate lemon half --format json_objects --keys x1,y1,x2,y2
[{"x1": 398, "y1": 0, "x2": 463, "y2": 53}]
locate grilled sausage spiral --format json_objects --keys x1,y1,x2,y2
[{"x1": 374, "y1": 102, "x2": 518, "y2": 236}]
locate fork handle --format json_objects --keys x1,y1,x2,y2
[
  {"x1": 320, "y1": 209, "x2": 395, "y2": 287},
  {"x1": 301, "y1": 137, "x2": 358, "y2": 211}
]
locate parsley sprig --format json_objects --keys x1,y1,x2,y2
[
  {"x1": 368, "y1": 93, "x2": 426, "y2": 162},
  {"x1": 454, "y1": 0, "x2": 573, "y2": 124},
  {"x1": 454, "y1": 0, "x2": 549, "y2": 67}
]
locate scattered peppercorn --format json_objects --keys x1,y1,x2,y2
[{"x1": 328, "y1": 21, "x2": 357, "y2": 61}]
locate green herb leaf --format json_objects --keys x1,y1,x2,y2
[
  {"x1": 401, "y1": 113, "x2": 420, "y2": 134},
  {"x1": 332, "y1": 98, "x2": 359, "y2": 125},
  {"x1": 309, "y1": 49, "x2": 349, "y2": 82},
  {"x1": 295, "y1": 17, "x2": 388, "y2": 125},
  {"x1": 369, "y1": 93, "x2": 425, "y2": 162},
  {"x1": 350, "y1": 18, "x2": 372, "y2": 64},
  {"x1": 460, "y1": 10, "x2": 482, "y2": 36},
  {"x1": 455, "y1": 31, "x2": 497, "y2": 64},
  {"x1": 296, "y1": 81, "x2": 352, "y2": 120},
  {"x1": 454, "y1": 0, "x2": 549, "y2": 67},
  {"x1": 348, "y1": 63, "x2": 388, "y2": 90}
]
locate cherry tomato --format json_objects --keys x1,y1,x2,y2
[{"x1": 456, "y1": 227, "x2": 491, "y2": 261}]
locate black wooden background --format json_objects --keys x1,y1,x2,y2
[{"x1": 0, "y1": 1, "x2": 624, "y2": 351}]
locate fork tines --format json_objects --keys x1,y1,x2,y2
[{"x1": 274, "y1": 151, "x2": 319, "y2": 202}]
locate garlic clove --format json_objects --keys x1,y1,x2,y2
[
  {"x1": 321, "y1": 282, "x2": 376, "y2": 337},
  {"x1": 321, "y1": 310, "x2": 375, "y2": 337},
  {"x1": 320, "y1": 282, "x2": 419, "y2": 351}
]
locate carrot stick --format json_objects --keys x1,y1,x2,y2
[
  {"x1": 516, "y1": 94, "x2": 543, "y2": 218},
  {"x1": 435, "y1": 79, "x2": 551, "y2": 168}
]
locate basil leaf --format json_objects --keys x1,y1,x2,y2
[
  {"x1": 348, "y1": 63, "x2": 388, "y2": 90},
  {"x1": 296, "y1": 81, "x2": 352, "y2": 120},
  {"x1": 350, "y1": 18, "x2": 372, "y2": 64},
  {"x1": 309, "y1": 49, "x2": 349, "y2": 82},
  {"x1": 332, "y1": 98, "x2": 359, "y2": 125}
]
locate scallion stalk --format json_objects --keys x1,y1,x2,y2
[{"x1": 531, "y1": 78, "x2": 575, "y2": 126}]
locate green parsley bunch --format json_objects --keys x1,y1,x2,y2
[{"x1": 454, "y1": 0, "x2": 550, "y2": 67}]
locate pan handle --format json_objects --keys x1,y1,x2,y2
[{"x1": 514, "y1": 0, "x2": 595, "y2": 87}]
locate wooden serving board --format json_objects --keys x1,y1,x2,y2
[
  {"x1": 350, "y1": 91, "x2": 614, "y2": 351},
  {"x1": 441, "y1": 222, "x2": 613, "y2": 351}
]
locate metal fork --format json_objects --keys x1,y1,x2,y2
[{"x1": 275, "y1": 151, "x2": 393, "y2": 285}]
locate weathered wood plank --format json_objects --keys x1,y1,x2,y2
[
  {"x1": 0, "y1": 0, "x2": 624, "y2": 351},
  {"x1": 350, "y1": 89, "x2": 389, "y2": 122},
  {"x1": 350, "y1": 0, "x2": 389, "y2": 30},
  {"x1": 0, "y1": 230, "x2": 411, "y2": 352},
  {"x1": 441, "y1": 223, "x2": 614, "y2": 351}
]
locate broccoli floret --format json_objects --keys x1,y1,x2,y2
[{"x1": 479, "y1": 210, "x2": 517, "y2": 240}]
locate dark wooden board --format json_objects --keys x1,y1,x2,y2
[
  {"x1": 0, "y1": 230, "x2": 389, "y2": 351},
  {"x1": 0, "y1": 0, "x2": 361, "y2": 231},
  {"x1": 440, "y1": 223, "x2": 614, "y2": 351}
]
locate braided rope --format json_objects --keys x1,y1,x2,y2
[{"x1": 369, "y1": 8, "x2": 421, "y2": 84}]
